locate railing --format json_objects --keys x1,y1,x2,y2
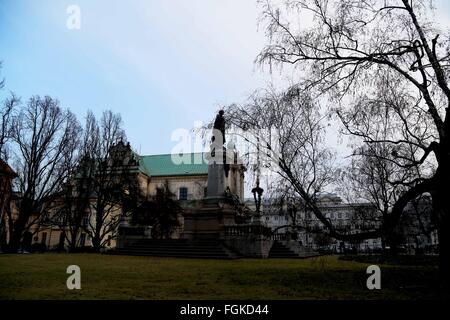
[
  {"x1": 224, "y1": 225, "x2": 272, "y2": 238},
  {"x1": 271, "y1": 233, "x2": 288, "y2": 241}
]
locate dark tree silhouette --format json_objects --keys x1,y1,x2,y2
[
  {"x1": 6, "y1": 96, "x2": 80, "y2": 252},
  {"x1": 132, "y1": 181, "x2": 182, "y2": 239},
  {"x1": 82, "y1": 111, "x2": 140, "y2": 251},
  {"x1": 257, "y1": 0, "x2": 450, "y2": 288}
]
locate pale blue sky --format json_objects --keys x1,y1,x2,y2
[
  {"x1": 1, "y1": 0, "x2": 450, "y2": 156},
  {"x1": 0, "y1": 0, "x2": 268, "y2": 155}
]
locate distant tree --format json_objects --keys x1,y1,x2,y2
[
  {"x1": 224, "y1": 87, "x2": 369, "y2": 241},
  {"x1": 313, "y1": 233, "x2": 334, "y2": 250},
  {"x1": 84, "y1": 111, "x2": 140, "y2": 251},
  {"x1": 0, "y1": 159, "x2": 17, "y2": 250},
  {"x1": 132, "y1": 181, "x2": 182, "y2": 239},
  {"x1": 0, "y1": 95, "x2": 19, "y2": 161},
  {"x1": 0, "y1": 63, "x2": 20, "y2": 160},
  {"x1": 6, "y1": 96, "x2": 80, "y2": 252},
  {"x1": 50, "y1": 113, "x2": 98, "y2": 251},
  {"x1": 46, "y1": 110, "x2": 140, "y2": 252},
  {"x1": 0, "y1": 66, "x2": 20, "y2": 248},
  {"x1": 339, "y1": 141, "x2": 418, "y2": 253},
  {"x1": 267, "y1": 183, "x2": 307, "y2": 235}
]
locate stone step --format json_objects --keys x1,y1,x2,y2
[
  {"x1": 135, "y1": 240, "x2": 222, "y2": 246},
  {"x1": 119, "y1": 248, "x2": 229, "y2": 255},
  {"x1": 109, "y1": 239, "x2": 238, "y2": 259},
  {"x1": 114, "y1": 248, "x2": 229, "y2": 255},
  {"x1": 110, "y1": 251, "x2": 232, "y2": 259},
  {"x1": 132, "y1": 242, "x2": 223, "y2": 248},
  {"x1": 126, "y1": 247, "x2": 229, "y2": 253},
  {"x1": 269, "y1": 240, "x2": 305, "y2": 258}
]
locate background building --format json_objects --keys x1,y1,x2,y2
[
  {"x1": 2, "y1": 142, "x2": 246, "y2": 251},
  {"x1": 247, "y1": 192, "x2": 436, "y2": 254}
]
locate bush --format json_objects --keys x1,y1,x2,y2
[
  {"x1": 30, "y1": 243, "x2": 47, "y2": 253},
  {"x1": 338, "y1": 254, "x2": 438, "y2": 266},
  {"x1": 69, "y1": 246, "x2": 97, "y2": 253}
]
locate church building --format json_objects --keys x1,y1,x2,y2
[{"x1": 3, "y1": 140, "x2": 246, "y2": 251}]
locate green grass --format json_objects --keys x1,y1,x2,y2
[{"x1": 0, "y1": 254, "x2": 443, "y2": 300}]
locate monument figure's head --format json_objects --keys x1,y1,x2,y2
[{"x1": 218, "y1": 110, "x2": 224, "y2": 116}]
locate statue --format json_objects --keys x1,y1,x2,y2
[
  {"x1": 251, "y1": 182, "x2": 264, "y2": 215},
  {"x1": 212, "y1": 110, "x2": 226, "y2": 145},
  {"x1": 210, "y1": 110, "x2": 230, "y2": 177}
]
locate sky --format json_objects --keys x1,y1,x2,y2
[
  {"x1": 1, "y1": 0, "x2": 450, "y2": 158},
  {"x1": 0, "y1": 0, "x2": 270, "y2": 155}
]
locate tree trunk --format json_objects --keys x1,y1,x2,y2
[
  {"x1": 8, "y1": 217, "x2": 28, "y2": 252},
  {"x1": 438, "y1": 219, "x2": 450, "y2": 289},
  {"x1": 433, "y1": 188, "x2": 450, "y2": 290},
  {"x1": 386, "y1": 233, "x2": 399, "y2": 257},
  {"x1": 92, "y1": 235, "x2": 101, "y2": 252},
  {"x1": 69, "y1": 229, "x2": 78, "y2": 252},
  {"x1": 432, "y1": 137, "x2": 450, "y2": 290}
]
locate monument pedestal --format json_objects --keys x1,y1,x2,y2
[
  {"x1": 181, "y1": 196, "x2": 236, "y2": 240},
  {"x1": 181, "y1": 146, "x2": 237, "y2": 240},
  {"x1": 206, "y1": 162, "x2": 226, "y2": 198}
]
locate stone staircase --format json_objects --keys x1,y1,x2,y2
[
  {"x1": 109, "y1": 239, "x2": 239, "y2": 259},
  {"x1": 269, "y1": 240, "x2": 319, "y2": 258}
]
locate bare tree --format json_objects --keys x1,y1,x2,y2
[
  {"x1": 0, "y1": 63, "x2": 20, "y2": 160},
  {"x1": 47, "y1": 110, "x2": 139, "y2": 252},
  {"x1": 257, "y1": 0, "x2": 450, "y2": 287},
  {"x1": 50, "y1": 112, "x2": 99, "y2": 251},
  {"x1": 0, "y1": 95, "x2": 17, "y2": 234},
  {"x1": 0, "y1": 65, "x2": 19, "y2": 249},
  {"x1": 83, "y1": 111, "x2": 140, "y2": 251},
  {"x1": 0, "y1": 62, "x2": 4, "y2": 90},
  {"x1": 224, "y1": 87, "x2": 347, "y2": 235},
  {"x1": 340, "y1": 145, "x2": 408, "y2": 252},
  {"x1": 337, "y1": 89, "x2": 425, "y2": 253},
  {"x1": 6, "y1": 96, "x2": 80, "y2": 252},
  {"x1": 0, "y1": 95, "x2": 19, "y2": 160},
  {"x1": 265, "y1": 182, "x2": 306, "y2": 234},
  {"x1": 132, "y1": 180, "x2": 182, "y2": 239}
]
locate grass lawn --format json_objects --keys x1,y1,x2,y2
[{"x1": 0, "y1": 253, "x2": 443, "y2": 300}]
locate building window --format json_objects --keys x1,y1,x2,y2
[
  {"x1": 41, "y1": 232, "x2": 47, "y2": 245},
  {"x1": 179, "y1": 187, "x2": 188, "y2": 200},
  {"x1": 82, "y1": 215, "x2": 89, "y2": 227},
  {"x1": 79, "y1": 233, "x2": 86, "y2": 247}
]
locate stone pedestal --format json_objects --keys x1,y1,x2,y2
[
  {"x1": 117, "y1": 215, "x2": 152, "y2": 248},
  {"x1": 206, "y1": 163, "x2": 226, "y2": 197},
  {"x1": 181, "y1": 144, "x2": 256, "y2": 246},
  {"x1": 182, "y1": 145, "x2": 237, "y2": 240},
  {"x1": 181, "y1": 196, "x2": 236, "y2": 240}
]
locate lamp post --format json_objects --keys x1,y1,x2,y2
[
  {"x1": 252, "y1": 183, "x2": 264, "y2": 216},
  {"x1": 252, "y1": 136, "x2": 264, "y2": 217}
]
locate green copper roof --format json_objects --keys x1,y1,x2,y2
[{"x1": 139, "y1": 153, "x2": 208, "y2": 177}]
